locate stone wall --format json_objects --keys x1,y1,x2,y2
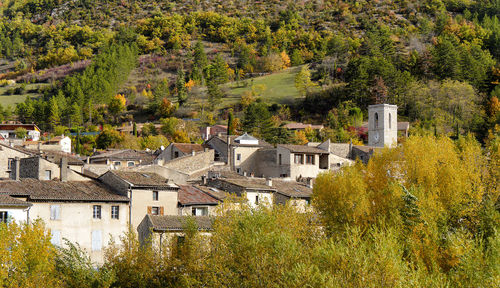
[
  {"x1": 0, "y1": 145, "x2": 30, "y2": 179},
  {"x1": 162, "y1": 150, "x2": 214, "y2": 175},
  {"x1": 99, "y1": 171, "x2": 130, "y2": 196}
]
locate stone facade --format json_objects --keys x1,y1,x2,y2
[
  {"x1": 0, "y1": 144, "x2": 31, "y2": 179},
  {"x1": 368, "y1": 104, "x2": 398, "y2": 147},
  {"x1": 17, "y1": 156, "x2": 87, "y2": 181}
]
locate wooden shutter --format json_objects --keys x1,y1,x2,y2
[
  {"x1": 147, "y1": 206, "x2": 152, "y2": 214},
  {"x1": 160, "y1": 206, "x2": 164, "y2": 215},
  {"x1": 91, "y1": 230, "x2": 102, "y2": 251}
]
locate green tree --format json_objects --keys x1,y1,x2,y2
[
  {"x1": 207, "y1": 54, "x2": 229, "y2": 85},
  {"x1": 14, "y1": 127, "x2": 27, "y2": 139},
  {"x1": 192, "y1": 40, "x2": 208, "y2": 83},
  {"x1": 48, "y1": 97, "x2": 61, "y2": 130},
  {"x1": 294, "y1": 65, "x2": 316, "y2": 96},
  {"x1": 176, "y1": 67, "x2": 188, "y2": 105}
]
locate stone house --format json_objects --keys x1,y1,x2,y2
[
  {"x1": 11, "y1": 156, "x2": 88, "y2": 181},
  {"x1": 206, "y1": 176, "x2": 276, "y2": 208},
  {"x1": 204, "y1": 133, "x2": 271, "y2": 164},
  {"x1": 89, "y1": 149, "x2": 156, "y2": 168},
  {"x1": 98, "y1": 171, "x2": 179, "y2": 230},
  {"x1": 155, "y1": 143, "x2": 206, "y2": 164},
  {"x1": 0, "y1": 143, "x2": 32, "y2": 180},
  {"x1": 0, "y1": 123, "x2": 41, "y2": 141},
  {"x1": 137, "y1": 215, "x2": 213, "y2": 249},
  {"x1": 177, "y1": 185, "x2": 219, "y2": 216},
  {"x1": 21, "y1": 135, "x2": 72, "y2": 153},
  {"x1": 200, "y1": 124, "x2": 227, "y2": 141},
  {"x1": 0, "y1": 179, "x2": 129, "y2": 264},
  {"x1": 0, "y1": 194, "x2": 32, "y2": 223}
]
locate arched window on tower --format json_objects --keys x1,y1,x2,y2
[
  {"x1": 374, "y1": 112, "x2": 379, "y2": 129},
  {"x1": 389, "y1": 113, "x2": 392, "y2": 129}
]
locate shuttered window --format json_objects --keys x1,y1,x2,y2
[
  {"x1": 91, "y1": 230, "x2": 102, "y2": 251},
  {"x1": 50, "y1": 205, "x2": 60, "y2": 220}
]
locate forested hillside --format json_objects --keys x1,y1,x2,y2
[{"x1": 0, "y1": 0, "x2": 499, "y2": 151}]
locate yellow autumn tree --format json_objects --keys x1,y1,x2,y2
[{"x1": 280, "y1": 51, "x2": 291, "y2": 69}]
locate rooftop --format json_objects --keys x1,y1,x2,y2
[
  {"x1": 109, "y1": 171, "x2": 178, "y2": 188},
  {"x1": 90, "y1": 149, "x2": 155, "y2": 164},
  {"x1": 0, "y1": 194, "x2": 32, "y2": 207},
  {"x1": 178, "y1": 185, "x2": 219, "y2": 206},
  {"x1": 283, "y1": 122, "x2": 324, "y2": 130},
  {"x1": 0, "y1": 179, "x2": 128, "y2": 202},
  {"x1": 171, "y1": 143, "x2": 205, "y2": 154},
  {"x1": 208, "y1": 135, "x2": 272, "y2": 148},
  {"x1": 278, "y1": 144, "x2": 328, "y2": 154},
  {"x1": 148, "y1": 215, "x2": 214, "y2": 231},
  {"x1": 0, "y1": 124, "x2": 40, "y2": 131}
]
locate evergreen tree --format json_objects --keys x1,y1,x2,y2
[
  {"x1": 69, "y1": 102, "x2": 82, "y2": 127},
  {"x1": 176, "y1": 67, "x2": 188, "y2": 105},
  {"x1": 207, "y1": 79, "x2": 223, "y2": 109},
  {"x1": 48, "y1": 97, "x2": 61, "y2": 130},
  {"x1": 192, "y1": 40, "x2": 208, "y2": 83},
  {"x1": 208, "y1": 54, "x2": 229, "y2": 85}
]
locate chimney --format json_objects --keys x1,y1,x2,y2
[
  {"x1": 60, "y1": 157, "x2": 68, "y2": 182},
  {"x1": 201, "y1": 175, "x2": 207, "y2": 185},
  {"x1": 306, "y1": 178, "x2": 314, "y2": 188},
  {"x1": 266, "y1": 178, "x2": 272, "y2": 187},
  {"x1": 13, "y1": 157, "x2": 20, "y2": 181}
]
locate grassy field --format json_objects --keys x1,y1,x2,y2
[
  {"x1": 223, "y1": 66, "x2": 302, "y2": 106},
  {"x1": 0, "y1": 83, "x2": 48, "y2": 108}
]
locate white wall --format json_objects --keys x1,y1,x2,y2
[
  {"x1": 246, "y1": 191, "x2": 273, "y2": 208},
  {"x1": 0, "y1": 207, "x2": 29, "y2": 223}
]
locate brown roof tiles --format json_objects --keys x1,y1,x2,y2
[
  {"x1": 178, "y1": 185, "x2": 219, "y2": 206},
  {"x1": 148, "y1": 215, "x2": 214, "y2": 231}
]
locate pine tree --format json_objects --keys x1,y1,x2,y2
[
  {"x1": 176, "y1": 68, "x2": 188, "y2": 105},
  {"x1": 208, "y1": 54, "x2": 229, "y2": 85},
  {"x1": 192, "y1": 40, "x2": 208, "y2": 83},
  {"x1": 69, "y1": 102, "x2": 82, "y2": 127},
  {"x1": 207, "y1": 79, "x2": 223, "y2": 109},
  {"x1": 48, "y1": 97, "x2": 61, "y2": 130}
]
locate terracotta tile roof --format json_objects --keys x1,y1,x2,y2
[
  {"x1": 272, "y1": 179, "x2": 312, "y2": 198},
  {"x1": 202, "y1": 177, "x2": 311, "y2": 198},
  {"x1": 148, "y1": 215, "x2": 214, "y2": 231},
  {"x1": 193, "y1": 185, "x2": 228, "y2": 200},
  {"x1": 178, "y1": 185, "x2": 219, "y2": 206},
  {"x1": 0, "y1": 194, "x2": 32, "y2": 207},
  {"x1": 90, "y1": 149, "x2": 155, "y2": 163},
  {"x1": 110, "y1": 171, "x2": 177, "y2": 188},
  {"x1": 40, "y1": 151, "x2": 84, "y2": 166},
  {"x1": 0, "y1": 143, "x2": 34, "y2": 155},
  {"x1": 279, "y1": 144, "x2": 328, "y2": 154},
  {"x1": 172, "y1": 143, "x2": 205, "y2": 154},
  {"x1": 0, "y1": 179, "x2": 128, "y2": 202},
  {"x1": 218, "y1": 178, "x2": 277, "y2": 191},
  {"x1": 0, "y1": 124, "x2": 40, "y2": 131}
]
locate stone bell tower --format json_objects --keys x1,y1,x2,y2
[{"x1": 368, "y1": 104, "x2": 398, "y2": 147}]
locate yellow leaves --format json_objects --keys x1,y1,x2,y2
[
  {"x1": 114, "y1": 93, "x2": 126, "y2": 107},
  {"x1": 280, "y1": 51, "x2": 291, "y2": 69},
  {"x1": 185, "y1": 79, "x2": 195, "y2": 91},
  {"x1": 292, "y1": 130, "x2": 308, "y2": 145}
]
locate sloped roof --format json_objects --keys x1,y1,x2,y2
[
  {"x1": 0, "y1": 179, "x2": 128, "y2": 202},
  {"x1": 208, "y1": 135, "x2": 272, "y2": 147},
  {"x1": 148, "y1": 215, "x2": 214, "y2": 231},
  {"x1": 172, "y1": 143, "x2": 205, "y2": 154},
  {"x1": 110, "y1": 171, "x2": 177, "y2": 188},
  {"x1": 178, "y1": 185, "x2": 219, "y2": 205},
  {"x1": 40, "y1": 151, "x2": 84, "y2": 166},
  {"x1": 0, "y1": 124, "x2": 40, "y2": 131},
  {"x1": 0, "y1": 194, "x2": 32, "y2": 207},
  {"x1": 272, "y1": 179, "x2": 312, "y2": 198},
  {"x1": 90, "y1": 149, "x2": 155, "y2": 163},
  {"x1": 279, "y1": 144, "x2": 328, "y2": 154}
]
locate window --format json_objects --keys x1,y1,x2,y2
[
  {"x1": 111, "y1": 206, "x2": 119, "y2": 219},
  {"x1": 374, "y1": 112, "x2": 379, "y2": 129},
  {"x1": 278, "y1": 154, "x2": 282, "y2": 165},
  {"x1": 294, "y1": 154, "x2": 304, "y2": 164},
  {"x1": 192, "y1": 207, "x2": 208, "y2": 216},
  {"x1": 236, "y1": 153, "x2": 241, "y2": 161},
  {"x1": 51, "y1": 230, "x2": 61, "y2": 246},
  {"x1": 153, "y1": 191, "x2": 159, "y2": 201},
  {"x1": 91, "y1": 230, "x2": 102, "y2": 251},
  {"x1": 306, "y1": 155, "x2": 315, "y2": 165},
  {"x1": 255, "y1": 195, "x2": 259, "y2": 205},
  {"x1": 0, "y1": 211, "x2": 8, "y2": 223},
  {"x1": 93, "y1": 205, "x2": 101, "y2": 219},
  {"x1": 151, "y1": 207, "x2": 160, "y2": 215},
  {"x1": 389, "y1": 113, "x2": 392, "y2": 129},
  {"x1": 113, "y1": 161, "x2": 121, "y2": 166},
  {"x1": 236, "y1": 168, "x2": 241, "y2": 174},
  {"x1": 44, "y1": 170, "x2": 52, "y2": 180},
  {"x1": 50, "y1": 205, "x2": 60, "y2": 220},
  {"x1": 7, "y1": 158, "x2": 14, "y2": 170},
  {"x1": 174, "y1": 151, "x2": 179, "y2": 158},
  {"x1": 127, "y1": 161, "x2": 135, "y2": 167}
]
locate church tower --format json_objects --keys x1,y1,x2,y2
[{"x1": 368, "y1": 104, "x2": 398, "y2": 147}]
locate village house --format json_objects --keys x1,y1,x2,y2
[
  {"x1": 283, "y1": 122, "x2": 324, "y2": 131},
  {"x1": 137, "y1": 215, "x2": 214, "y2": 249},
  {"x1": 0, "y1": 123, "x2": 41, "y2": 141},
  {"x1": 204, "y1": 133, "x2": 272, "y2": 164},
  {"x1": 0, "y1": 142, "x2": 32, "y2": 179},
  {"x1": 200, "y1": 124, "x2": 228, "y2": 141},
  {"x1": 0, "y1": 178, "x2": 129, "y2": 264},
  {"x1": 177, "y1": 185, "x2": 219, "y2": 216},
  {"x1": 155, "y1": 143, "x2": 206, "y2": 164},
  {"x1": 88, "y1": 149, "x2": 156, "y2": 167},
  {"x1": 10, "y1": 156, "x2": 88, "y2": 181},
  {"x1": 20, "y1": 135, "x2": 72, "y2": 153},
  {"x1": 0, "y1": 194, "x2": 32, "y2": 223},
  {"x1": 98, "y1": 171, "x2": 179, "y2": 230}
]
